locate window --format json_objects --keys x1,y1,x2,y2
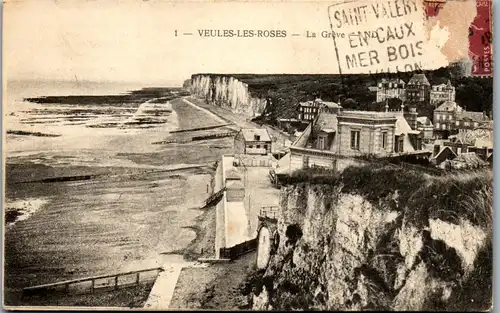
[
  {"x1": 464, "y1": 121, "x2": 469, "y2": 126},
  {"x1": 303, "y1": 155, "x2": 310, "y2": 168},
  {"x1": 264, "y1": 144, "x2": 268, "y2": 150},
  {"x1": 395, "y1": 136, "x2": 404, "y2": 153},
  {"x1": 456, "y1": 121, "x2": 460, "y2": 126},
  {"x1": 435, "y1": 122, "x2": 440, "y2": 129},
  {"x1": 382, "y1": 132, "x2": 388, "y2": 149},
  {"x1": 257, "y1": 145, "x2": 261, "y2": 149},
  {"x1": 350, "y1": 130, "x2": 360, "y2": 150},
  {"x1": 318, "y1": 137, "x2": 325, "y2": 150},
  {"x1": 254, "y1": 135, "x2": 261, "y2": 141},
  {"x1": 248, "y1": 145, "x2": 253, "y2": 148},
  {"x1": 474, "y1": 122, "x2": 478, "y2": 127}
]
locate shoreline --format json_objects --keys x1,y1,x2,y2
[{"x1": 4, "y1": 95, "x2": 232, "y2": 308}]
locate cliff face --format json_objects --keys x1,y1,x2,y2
[
  {"x1": 190, "y1": 75, "x2": 267, "y2": 117},
  {"x1": 250, "y1": 166, "x2": 492, "y2": 311}
]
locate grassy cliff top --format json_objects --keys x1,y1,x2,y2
[{"x1": 282, "y1": 164, "x2": 492, "y2": 229}]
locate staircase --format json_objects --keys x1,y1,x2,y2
[{"x1": 202, "y1": 187, "x2": 226, "y2": 208}]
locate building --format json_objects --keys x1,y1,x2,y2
[
  {"x1": 272, "y1": 108, "x2": 426, "y2": 177},
  {"x1": 234, "y1": 128, "x2": 272, "y2": 155},
  {"x1": 448, "y1": 152, "x2": 489, "y2": 169},
  {"x1": 298, "y1": 98, "x2": 341, "y2": 122},
  {"x1": 376, "y1": 78, "x2": 406, "y2": 102},
  {"x1": 430, "y1": 80, "x2": 455, "y2": 106},
  {"x1": 298, "y1": 99, "x2": 323, "y2": 122},
  {"x1": 416, "y1": 116, "x2": 434, "y2": 140},
  {"x1": 433, "y1": 100, "x2": 490, "y2": 138},
  {"x1": 431, "y1": 146, "x2": 457, "y2": 169},
  {"x1": 315, "y1": 110, "x2": 423, "y2": 156},
  {"x1": 405, "y1": 73, "x2": 431, "y2": 103},
  {"x1": 456, "y1": 111, "x2": 490, "y2": 132},
  {"x1": 433, "y1": 100, "x2": 463, "y2": 137}
]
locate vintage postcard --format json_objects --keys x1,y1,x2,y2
[{"x1": 2, "y1": 0, "x2": 493, "y2": 311}]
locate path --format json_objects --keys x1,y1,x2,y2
[
  {"x1": 181, "y1": 98, "x2": 229, "y2": 125},
  {"x1": 144, "y1": 261, "x2": 209, "y2": 309},
  {"x1": 183, "y1": 96, "x2": 293, "y2": 151}
]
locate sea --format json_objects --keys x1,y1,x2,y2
[{"x1": 3, "y1": 80, "x2": 229, "y2": 304}]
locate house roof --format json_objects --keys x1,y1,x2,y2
[
  {"x1": 240, "y1": 128, "x2": 271, "y2": 142},
  {"x1": 315, "y1": 112, "x2": 338, "y2": 133},
  {"x1": 379, "y1": 78, "x2": 405, "y2": 85},
  {"x1": 417, "y1": 116, "x2": 433, "y2": 126},
  {"x1": 452, "y1": 152, "x2": 489, "y2": 167},
  {"x1": 395, "y1": 115, "x2": 421, "y2": 136},
  {"x1": 435, "y1": 100, "x2": 462, "y2": 112},
  {"x1": 457, "y1": 111, "x2": 488, "y2": 123},
  {"x1": 434, "y1": 146, "x2": 457, "y2": 160},
  {"x1": 321, "y1": 101, "x2": 341, "y2": 109},
  {"x1": 225, "y1": 168, "x2": 242, "y2": 180},
  {"x1": 452, "y1": 128, "x2": 493, "y2": 147},
  {"x1": 407, "y1": 74, "x2": 430, "y2": 86},
  {"x1": 433, "y1": 79, "x2": 454, "y2": 89}
]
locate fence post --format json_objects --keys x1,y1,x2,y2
[
  {"x1": 90, "y1": 279, "x2": 95, "y2": 293},
  {"x1": 136, "y1": 272, "x2": 140, "y2": 285},
  {"x1": 115, "y1": 276, "x2": 119, "y2": 290}
]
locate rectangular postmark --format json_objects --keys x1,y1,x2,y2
[
  {"x1": 468, "y1": 0, "x2": 493, "y2": 76},
  {"x1": 328, "y1": 0, "x2": 448, "y2": 75}
]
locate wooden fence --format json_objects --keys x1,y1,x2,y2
[
  {"x1": 22, "y1": 267, "x2": 163, "y2": 297},
  {"x1": 219, "y1": 238, "x2": 257, "y2": 260}
]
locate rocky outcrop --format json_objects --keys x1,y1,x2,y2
[
  {"x1": 249, "y1": 166, "x2": 492, "y2": 311},
  {"x1": 190, "y1": 75, "x2": 267, "y2": 117}
]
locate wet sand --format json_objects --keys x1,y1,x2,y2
[{"x1": 4, "y1": 97, "x2": 234, "y2": 306}]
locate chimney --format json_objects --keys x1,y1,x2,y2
[{"x1": 404, "y1": 106, "x2": 418, "y2": 130}]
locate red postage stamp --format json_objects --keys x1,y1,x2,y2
[
  {"x1": 424, "y1": 0, "x2": 493, "y2": 76},
  {"x1": 468, "y1": 0, "x2": 493, "y2": 76}
]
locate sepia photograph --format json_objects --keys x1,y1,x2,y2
[{"x1": 2, "y1": 0, "x2": 494, "y2": 311}]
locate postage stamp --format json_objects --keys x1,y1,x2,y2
[{"x1": 468, "y1": 0, "x2": 493, "y2": 76}]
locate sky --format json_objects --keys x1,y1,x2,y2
[
  {"x1": 4, "y1": 0, "x2": 458, "y2": 86},
  {"x1": 4, "y1": 0, "x2": 344, "y2": 86}
]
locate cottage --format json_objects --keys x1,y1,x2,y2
[
  {"x1": 431, "y1": 146, "x2": 457, "y2": 168},
  {"x1": 234, "y1": 128, "x2": 272, "y2": 155}
]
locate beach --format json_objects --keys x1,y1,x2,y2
[{"x1": 4, "y1": 82, "x2": 234, "y2": 305}]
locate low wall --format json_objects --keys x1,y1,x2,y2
[{"x1": 219, "y1": 238, "x2": 257, "y2": 260}]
